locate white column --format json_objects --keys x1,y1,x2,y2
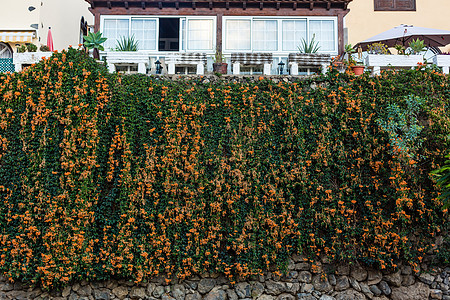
[
  {"x1": 372, "y1": 66, "x2": 381, "y2": 76},
  {"x1": 138, "y1": 63, "x2": 146, "y2": 74},
  {"x1": 321, "y1": 64, "x2": 328, "y2": 74},
  {"x1": 14, "y1": 64, "x2": 22, "y2": 72},
  {"x1": 196, "y1": 63, "x2": 204, "y2": 75},
  {"x1": 263, "y1": 63, "x2": 271, "y2": 75},
  {"x1": 443, "y1": 66, "x2": 449, "y2": 74},
  {"x1": 168, "y1": 63, "x2": 175, "y2": 75},
  {"x1": 107, "y1": 62, "x2": 115, "y2": 73},
  {"x1": 233, "y1": 63, "x2": 240, "y2": 75},
  {"x1": 290, "y1": 63, "x2": 298, "y2": 75}
]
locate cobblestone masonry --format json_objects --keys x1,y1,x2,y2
[{"x1": 1, "y1": 255, "x2": 448, "y2": 300}]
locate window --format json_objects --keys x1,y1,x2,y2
[
  {"x1": 225, "y1": 20, "x2": 251, "y2": 51},
  {"x1": 187, "y1": 19, "x2": 214, "y2": 50},
  {"x1": 224, "y1": 17, "x2": 337, "y2": 54},
  {"x1": 131, "y1": 19, "x2": 157, "y2": 50},
  {"x1": 253, "y1": 20, "x2": 277, "y2": 51},
  {"x1": 309, "y1": 20, "x2": 335, "y2": 52},
  {"x1": 102, "y1": 17, "x2": 214, "y2": 52},
  {"x1": 374, "y1": 0, "x2": 416, "y2": 11},
  {"x1": 159, "y1": 18, "x2": 180, "y2": 51},
  {"x1": 103, "y1": 19, "x2": 129, "y2": 50},
  {"x1": 282, "y1": 20, "x2": 307, "y2": 51}
]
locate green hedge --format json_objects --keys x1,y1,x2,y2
[{"x1": 0, "y1": 48, "x2": 448, "y2": 288}]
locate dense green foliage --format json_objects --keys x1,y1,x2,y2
[
  {"x1": 433, "y1": 153, "x2": 450, "y2": 209},
  {"x1": 0, "y1": 48, "x2": 448, "y2": 289}
]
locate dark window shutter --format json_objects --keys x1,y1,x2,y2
[
  {"x1": 374, "y1": 0, "x2": 394, "y2": 10},
  {"x1": 374, "y1": 0, "x2": 416, "y2": 11},
  {"x1": 395, "y1": 0, "x2": 416, "y2": 10}
]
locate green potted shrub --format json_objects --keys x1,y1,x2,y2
[
  {"x1": 407, "y1": 38, "x2": 426, "y2": 55},
  {"x1": 297, "y1": 34, "x2": 320, "y2": 54},
  {"x1": 115, "y1": 35, "x2": 139, "y2": 51},
  {"x1": 40, "y1": 45, "x2": 50, "y2": 52},
  {"x1": 17, "y1": 45, "x2": 27, "y2": 53},
  {"x1": 26, "y1": 43, "x2": 37, "y2": 52}
]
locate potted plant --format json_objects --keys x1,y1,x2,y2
[
  {"x1": 212, "y1": 48, "x2": 227, "y2": 74},
  {"x1": 407, "y1": 38, "x2": 426, "y2": 55},
  {"x1": 367, "y1": 42, "x2": 390, "y2": 55},
  {"x1": 297, "y1": 34, "x2": 320, "y2": 54},
  {"x1": 39, "y1": 45, "x2": 50, "y2": 52},
  {"x1": 345, "y1": 44, "x2": 365, "y2": 75},
  {"x1": 83, "y1": 31, "x2": 107, "y2": 59},
  {"x1": 115, "y1": 35, "x2": 139, "y2": 51},
  {"x1": 394, "y1": 44, "x2": 406, "y2": 55},
  {"x1": 26, "y1": 43, "x2": 37, "y2": 53}
]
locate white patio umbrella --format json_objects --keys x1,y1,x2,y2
[{"x1": 356, "y1": 24, "x2": 450, "y2": 50}]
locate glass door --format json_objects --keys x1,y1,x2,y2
[{"x1": 158, "y1": 18, "x2": 180, "y2": 51}]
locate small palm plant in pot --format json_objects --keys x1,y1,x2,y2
[
  {"x1": 212, "y1": 48, "x2": 227, "y2": 75},
  {"x1": 83, "y1": 31, "x2": 107, "y2": 59}
]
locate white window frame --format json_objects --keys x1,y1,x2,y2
[
  {"x1": 222, "y1": 16, "x2": 338, "y2": 55},
  {"x1": 100, "y1": 15, "x2": 216, "y2": 53},
  {"x1": 130, "y1": 18, "x2": 158, "y2": 51},
  {"x1": 252, "y1": 19, "x2": 278, "y2": 52},
  {"x1": 102, "y1": 18, "x2": 131, "y2": 50},
  {"x1": 224, "y1": 18, "x2": 252, "y2": 51}
]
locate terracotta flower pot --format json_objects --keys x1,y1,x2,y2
[
  {"x1": 213, "y1": 63, "x2": 228, "y2": 74},
  {"x1": 351, "y1": 65, "x2": 365, "y2": 75}
]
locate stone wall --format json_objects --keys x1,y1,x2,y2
[
  {"x1": 152, "y1": 74, "x2": 320, "y2": 84},
  {"x1": 1, "y1": 255, "x2": 448, "y2": 300}
]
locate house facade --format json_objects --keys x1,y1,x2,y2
[
  {"x1": 0, "y1": 0, "x2": 93, "y2": 72},
  {"x1": 86, "y1": 0, "x2": 352, "y2": 73},
  {"x1": 345, "y1": 0, "x2": 450, "y2": 51}
]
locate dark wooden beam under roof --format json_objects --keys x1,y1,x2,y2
[{"x1": 85, "y1": 0, "x2": 353, "y2": 10}]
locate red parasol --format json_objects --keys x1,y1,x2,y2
[{"x1": 47, "y1": 27, "x2": 54, "y2": 51}]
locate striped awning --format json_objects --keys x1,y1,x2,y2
[{"x1": 0, "y1": 31, "x2": 35, "y2": 43}]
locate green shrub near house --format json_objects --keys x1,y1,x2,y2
[{"x1": 0, "y1": 48, "x2": 448, "y2": 289}]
